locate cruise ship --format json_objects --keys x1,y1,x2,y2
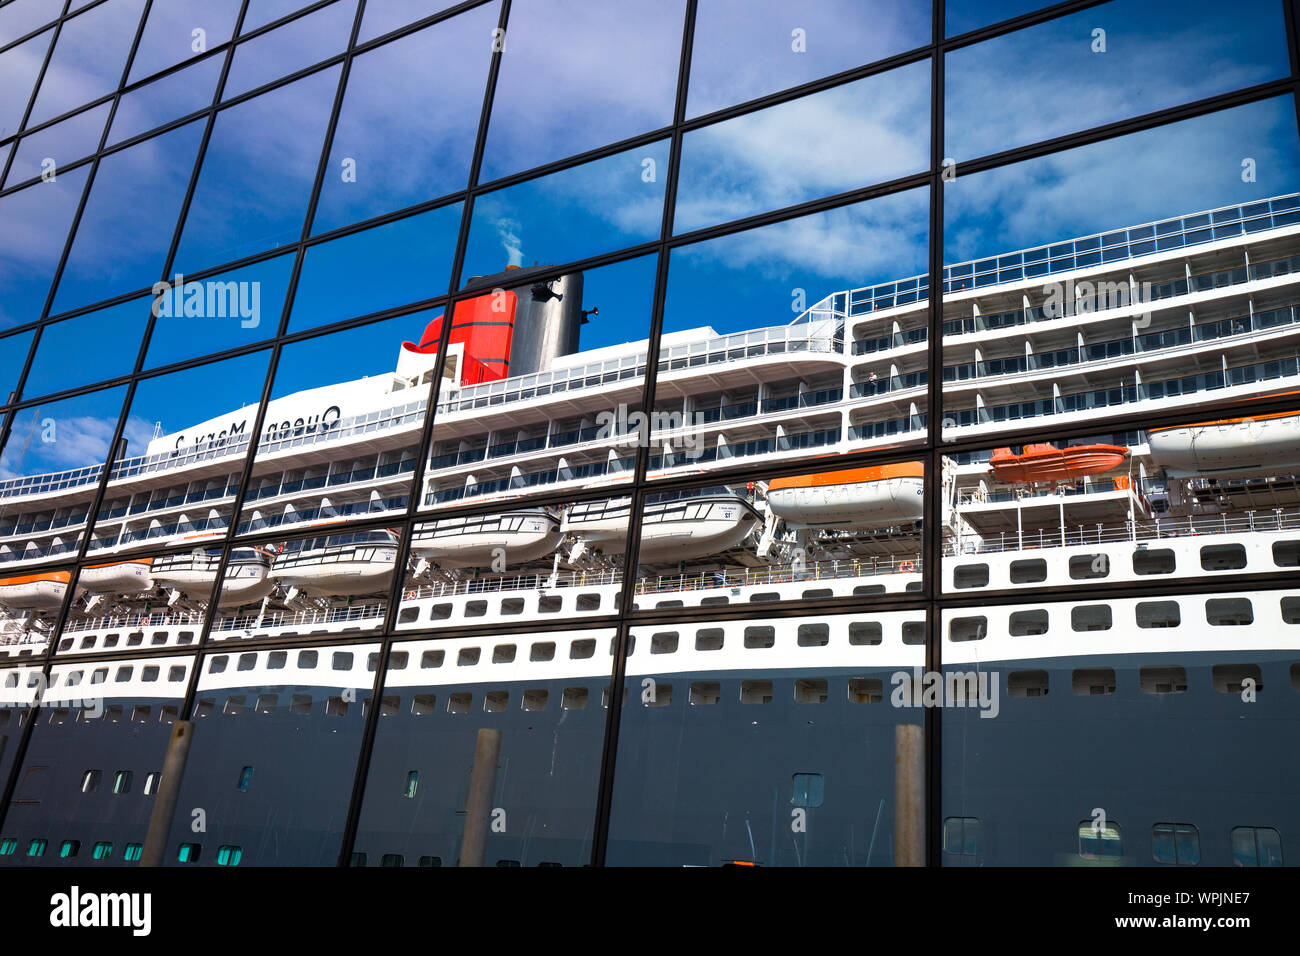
[{"x1": 1, "y1": 195, "x2": 1299, "y2": 866}]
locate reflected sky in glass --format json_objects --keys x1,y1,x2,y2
[
  {"x1": 676, "y1": 63, "x2": 928, "y2": 234},
  {"x1": 947, "y1": 0, "x2": 1290, "y2": 161},
  {"x1": 108, "y1": 54, "x2": 223, "y2": 146},
  {"x1": 53, "y1": 120, "x2": 205, "y2": 316},
  {"x1": 664, "y1": 188, "x2": 928, "y2": 337},
  {"x1": 224, "y1": 0, "x2": 356, "y2": 100},
  {"x1": 480, "y1": 0, "x2": 682, "y2": 181},
  {"x1": 0, "y1": 328, "x2": 35, "y2": 401},
  {"x1": 0, "y1": 169, "x2": 89, "y2": 331},
  {"x1": 5, "y1": 101, "x2": 109, "y2": 188},
  {"x1": 465, "y1": 142, "x2": 669, "y2": 280},
  {"x1": 127, "y1": 0, "x2": 242, "y2": 83},
  {"x1": 174, "y1": 66, "x2": 341, "y2": 275},
  {"x1": 687, "y1": 0, "x2": 929, "y2": 117},
  {"x1": 242, "y1": 0, "x2": 321, "y2": 33},
  {"x1": 946, "y1": 0, "x2": 1053, "y2": 36},
  {"x1": 28, "y1": 0, "x2": 146, "y2": 125},
  {"x1": 359, "y1": 0, "x2": 468, "y2": 42},
  {"x1": 312, "y1": 4, "x2": 495, "y2": 234},
  {"x1": 146, "y1": 254, "x2": 295, "y2": 368},
  {"x1": 0, "y1": 28, "x2": 52, "y2": 139},
  {"x1": 270, "y1": 312, "x2": 424, "y2": 398},
  {"x1": 23, "y1": 295, "x2": 151, "y2": 400},
  {"x1": 0, "y1": 385, "x2": 130, "y2": 480},
  {"x1": 945, "y1": 97, "x2": 1300, "y2": 265},
  {"x1": 0, "y1": 0, "x2": 58, "y2": 45},
  {"x1": 290, "y1": 203, "x2": 464, "y2": 331}
]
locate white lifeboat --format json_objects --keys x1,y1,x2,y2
[
  {"x1": 152, "y1": 547, "x2": 275, "y2": 608},
  {"x1": 410, "y1": 509, "x2": 561, "y2": 567},
  {"x1": 0, "y1": 570, "x2": 81, "y2": 611},
  {"x1": 565, "y1": 492, "x2": 761, "y2": 562},
  {"x1": 1148, "y1": 411, "x2": 1300, "y2": 477},
  {"x1": 78, "y1": 558, "x2": 155, "y2": 595},
  {"x1": 767, "y1": 463, "x2": 924, "y2": 528},
  {"x1": 269, "y1": 530, "x2": 398, "y2": 597}
]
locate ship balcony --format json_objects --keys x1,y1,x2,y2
[
  {"x1": 941, "y1": 314, "x2": 1300, "y2": 398},
  {"x1": 939, "y1": 248, "x2": 1300, "y2": 349},
  {"x1": 943, "y1": 350, "x2": 1300, "y2": 439},
  {"x1": 238, "y1": 493, "x2": 409, "y2": 536},
  {"x1": 955, "y1": 482, "x2": 1151, "y2": 535},
  {"x1": 424, "y1": 422, "x2": 848, "y2": 508},
  {"x1": 425, "y1": 388, "x2": 849, "y2": 480}
]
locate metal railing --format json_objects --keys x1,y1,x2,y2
[{"x1": 947, "y1": 506, "x2": 1300, "y2": 555}]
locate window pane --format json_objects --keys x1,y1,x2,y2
[
  {"x1": 0, "y1": 169, "x2": 90, "y2": 330},
  {"x1": 687, "y1": 0, "x2": 929, "y2": 117},
  {"x1": 0, "y1": 328, "x2": 36, "y2": 402},
  {"x1": 0, "y1": 385, "x2": 129, "y2": 571},
  {"x1": 223, "y1": 0, "x2": 356, "y2": 100},
  {"x1": 946, "y1": 0, "x2": 1290, "y2": 161},
  {"x1": 943, "y1": 97, "x2": 1300, "y2": 445},
  {"x1": 239, "y1": 315, "x2": 430, "y2": 535},
  {"x1": 675, "y1": 63, "x2": 928, "y2": 233},
  {"x1": 174, "y1": 66, "x2": 341, "y2": 275},
  {"x1": 0, "y1": 29, "x2": 55, "y2": 139},
  {"x1": 166, "y1": 644, "x2": 377, "y2": 864},
  {"x1": 659, "y1": 188, "x2": 930, "y2": 468},
  {"x1": 144, "y1": 253, "x2": 294, "y2": 368},
  {"x1": 0, "y1": 0, "x2": 59, "y2": 46},
  {"x1": 631, "y1": 467, "x2": 923, "y2": 612},
  {"x1": 311, "y1": 5, "x2": 495, "y2": 234},
  {"x1": 946, "y1": 0, "x2": 1054, "y2": 36},
  {"x1": 464, "y1": 142, "x2": 669, "y2": 280},
  {"x1": 290, "y1": 203, "x2": 464, "y2": 332},
  {"x1": 52, "y1": 120, "x2": 205, "y2": 315},
  {"x1": 4, "y1": 101, "x2": 110, "y2": 189},
  {"x1": 608, "y1": 610, "x2": 924, "y2": 865},
  {"x1": 358, "y1": 0, "x2": 469, "y2": 42},
  {"x1": 419, "y1": 254, "x2": 657, "y2": 512},
  {"x1": 1, "y1": 657, "x2": 192, "y2": 865},
  {"x1": 354, "y1": 629, "x2": 614, "y2": 866},
  {"x1": 126, "y1": 0, "x2": 243, "y2": 84},
  {"x1": 22, "y1": 294, "x2": 151, "y2": 400},
  {"x1": 87, "y1": 351, "x2": 272, "y2": 559},
  {"x1": 28, "y1": 0, "x2": 147, "y2": 126},
  {"x1": 479, "y1": 0, "x2": 682, "y2": 181},
  {"x1": 242, "y1": 0, "x2": 320, "y2": 33},
  {"x1": 109, "y1": 54, "x2": 223, "y2": 147}
]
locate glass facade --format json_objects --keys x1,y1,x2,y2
[{"x1": 0, "y1": 0, "x2": 1297, "y2": 869}]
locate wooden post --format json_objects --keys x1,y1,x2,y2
[
  {"x1": 140, "y1": 720, "x2": 194, "y2": 867},
  {"x1": 894, "y1": 723, "x2": 925, "y2": 867},
  {"x1": 458, "y1": 728, "x2": 501, "y2": 867}
]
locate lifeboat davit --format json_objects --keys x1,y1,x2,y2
[
  {"x1": 410, "y1": 509, "x2": 561, "y2": 568},
  {"x1": 564, "y1": 493, "x2": 760, "y2": 562},
  {"x1": 1148, "y1": 411, "x2": 1300, "y2": 477},
  {"x1": 0, "y1": 570, "x2": 82, "y2": 611},
  {"x1": 990, "y1": 443, "x2": 1128, "y2": 484},
  {"x1": 152, "y1": 547, "x2": 275, "y2": 608},
  {"x1": 269, "y1": 530, "x2": 398, "y2": 597},
  {"x1": 767, "y1": 463, "x2": 924, "y2": 528},
  {"x1": 79, "y1": 558, "x2": 155, "y2": 595}
]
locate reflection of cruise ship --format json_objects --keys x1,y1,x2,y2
[{"x1": 2, "y1": 197, "x2": 1299, "y2": 865}]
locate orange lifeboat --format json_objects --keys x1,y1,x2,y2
[{"x1": 990, "y1": 443, "x2": 1128, "y2": 484}]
